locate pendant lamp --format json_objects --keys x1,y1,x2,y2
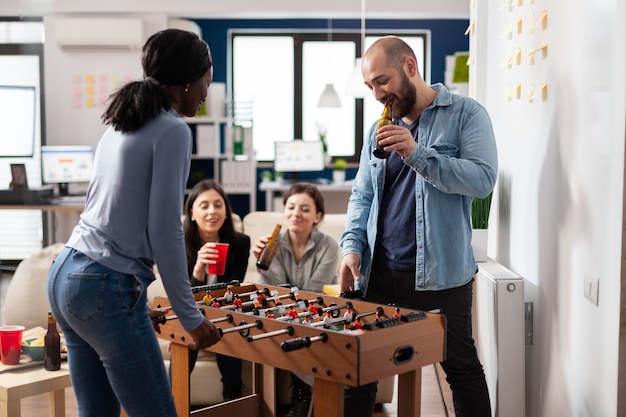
[
  {"x1": 318, "y1": 19, "x2": 341, "y2": 108},
  {"x1": 318, "y1": 83, "x2": 342, "y2": 108}
]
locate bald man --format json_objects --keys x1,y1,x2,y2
[{"x1": 339, "y1": 36, "x2": 497, "y2": 417}]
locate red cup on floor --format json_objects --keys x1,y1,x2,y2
[
  {"x1": 0, "y1": 325, "x2": 25, "y2": 365},
  {"x1": 207, "y1": 243, "x2": 229, "y2": 276}
]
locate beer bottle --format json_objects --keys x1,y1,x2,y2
[
  {"x1": 373, "y1": 102, "x2": 393, "y2": 159},
  {"x1": 44, "y1": 311, "x2": 61, "y2": 371},
  {"x1": 256, "y1": 224, "x2": 282, "y2": 270}
]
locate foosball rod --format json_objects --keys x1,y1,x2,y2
[
  {"x1": 320, "y1": 301, "x2": 353, "y2": 314},
  {"x1": 253, "y1": 295, "x2": 324, "y2": 316},
  {"x1": 355, "y1": 306, "x2": 385, "y2": 320},
  {"x1": 275, "y1": 311, "x2": 313, "y2": 322},
  {"x1": 247, "y1": 325, "x2": 295, "y2": 342},
  {"x1": 152, "y1": 312, "x2": 233, "y2": 325},
  {"x1": 265, "y1": 291, "x2": 297, "y2": 304},
  {"x1": 238, "y1": 287, "x2": 271, "y2": 299},
  {"x1": 310, "y1": 316, "x2": 349, "y2": 328},
  {"x1": 218, "y1": 319, "x2": 263, "y2": 336}
]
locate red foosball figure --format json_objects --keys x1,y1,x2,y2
[
  {"x1": 266, "y1": 311, "x2": 276, "y2": 319},
  {"x1": 309, "y1": 305, "x2": 320, "y2": 321},
  {"x1": 393, "y1": 307, "x2": 401, "y2": 318},
  {"x1": 353, "y1": 316, "x2": 363, "y2": 329},
  {"x1": 254, "y1": 290, "x2": 264, "y2": 308},
  {"x1": 288, "y1": 306, "x2": 299, "y2": 322},
  {"x1": 211, "y1": 299, "x2": 221, "y2": 309},
  {"x1": 233, "y1": 295, "x2": 243, "y2": 312},
  {"x1": 375, "y1": 310, "x2": 383, "y2": 322}
]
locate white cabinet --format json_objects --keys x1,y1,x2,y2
[{"x1": 184, "y1": 117, "x2": 256, "y2": 212}]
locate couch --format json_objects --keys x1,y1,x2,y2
[{"x1": 2, "y1": 211, "x2": 394, "y2": 409}]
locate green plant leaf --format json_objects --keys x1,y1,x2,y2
[{"x1": 471, "y1": 192, "x2": 492, "y2": 229}]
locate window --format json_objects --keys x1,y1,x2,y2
[
  {"x1": 0, "y1": 18, "x2": 45, "y2": 261},
  {"x1": 231, "y1": 31, "x2": 428, "y2": 162}
]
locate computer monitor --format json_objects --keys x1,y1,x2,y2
[
  {"x1": 273, "y1": 141, "x2": 325, "y2": 181},
  {"x1": 41, "y1": 145, "x2": 94, "y2": 195},
  {"x1": 0, "y1": 85, "x2": 36, "y2": 158}
]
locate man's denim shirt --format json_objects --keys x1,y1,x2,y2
[{"x1": 340, "y1": 83, "x2": 498, "y2": 293}]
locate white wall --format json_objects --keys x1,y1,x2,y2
[
  {"x1": 43, "y1": 14, "x2": 166, "y2": 152},
  {"x1": 1, "y1": 0, "x2": 470, "y2": 19},
  {"x1": 473, "y1": 0, "x2": 625, "y2": 415}
]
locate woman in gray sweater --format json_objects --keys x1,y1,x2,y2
[{"x1": 252, "y1": 182, "x2": 338, "y2": 417}]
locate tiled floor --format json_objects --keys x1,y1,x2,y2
[{"x1": 17, "y1": 367, "x2": 454, "y2": 417}]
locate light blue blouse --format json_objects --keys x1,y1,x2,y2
[{"x1": 67, "y1": 109, "x2": 204, "y2": 331}]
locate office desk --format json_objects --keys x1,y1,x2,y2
[
  {"x1": 0, "y1": 203, "x2": 84, "y2": 247},
  {"x1": 258, "y1": 181, "x2": 353, "y2": 213}
]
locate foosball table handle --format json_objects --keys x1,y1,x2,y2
[{"x1": 281, "y1": 333, "x2": 329, "y2": 352}]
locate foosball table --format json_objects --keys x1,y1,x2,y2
[{"x1": 153, "y1": 281, "x2": 446, "y2": 417}]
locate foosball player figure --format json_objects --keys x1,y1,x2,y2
[
  {"x1": 309, "y1": 305, "x2": 320, "y2": 321},
  {"x1": 254, "y1": 290, "x2": 264, "y2": 308},
  {"x1": 375, "y1": 310, "x2": 384, "y2": 322},
  {"x1": 301, "y1": 315, "x2": 312, "y2": 326},
  {"x1": 292, "y1": 287, "x2": 301, "y2": 301},
  {"x1": 211, "y1": 299, "x2": 221, "y2": 309},
  {"x1": 288, "y1": 306, "x2": 299, "y2": 322},
  {"x1": 233, "y1": 294, "x2": 243, "y2": 312},
  {"x1": 224, "y1": 286, "x2": 234, "y2": 304},
  {"x1": 322, "y1": 311, "x2": 333, "y2": 328},
  {"x1": 352, "y1": 316, "x2": 363, "y2": 329},
  {"x1": 276, "y1": 301, "x2": 286, "y2": 316},
  {"x1": 266, "y1": 311, "x2": 276, "y2": 320},
  {"x1": 393, "y1": 307, "x2": 401, "y2": 318},
  {"x1": 202, "y1": 291, "x2": 213, "y2": 306},
  {"x1": 343, "y1": 306, "x2": 355, "y2": 322}
]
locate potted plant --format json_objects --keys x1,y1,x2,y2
[
  {"x1": 471, "y1": 192, "x2": 493, "y2": 262},
  {"x1": 332, "y1": 158, "x2": 347, "y2": 183},
  {"x1": 260, "y1": 170, "x2": 272, "y2": 183}
]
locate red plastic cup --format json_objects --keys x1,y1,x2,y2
[
  {"x1": 0, "y1": 325, "x2": 25, "y2": 365},
  {"x1": 207, "y1": 243, "x2": 229, "y2": 276}
]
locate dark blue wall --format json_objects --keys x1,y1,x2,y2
[{"x1": 193, "y1": 18, "x2": 469, "y2": 86}]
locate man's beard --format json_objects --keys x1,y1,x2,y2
[{"x1": 391, "y1": 73, "x2": 417, "y2": 120}]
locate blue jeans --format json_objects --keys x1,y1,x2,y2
[
  {"x1": 47, "y1": 247, "x2": 177, "y2": 417},
  {"x1": 363, "y1": 262, "x2": 491, "y2": 417}
]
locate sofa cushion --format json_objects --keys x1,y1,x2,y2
[{"x1": 2, "y1": 243, "x2": 65, "y2": 329}]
